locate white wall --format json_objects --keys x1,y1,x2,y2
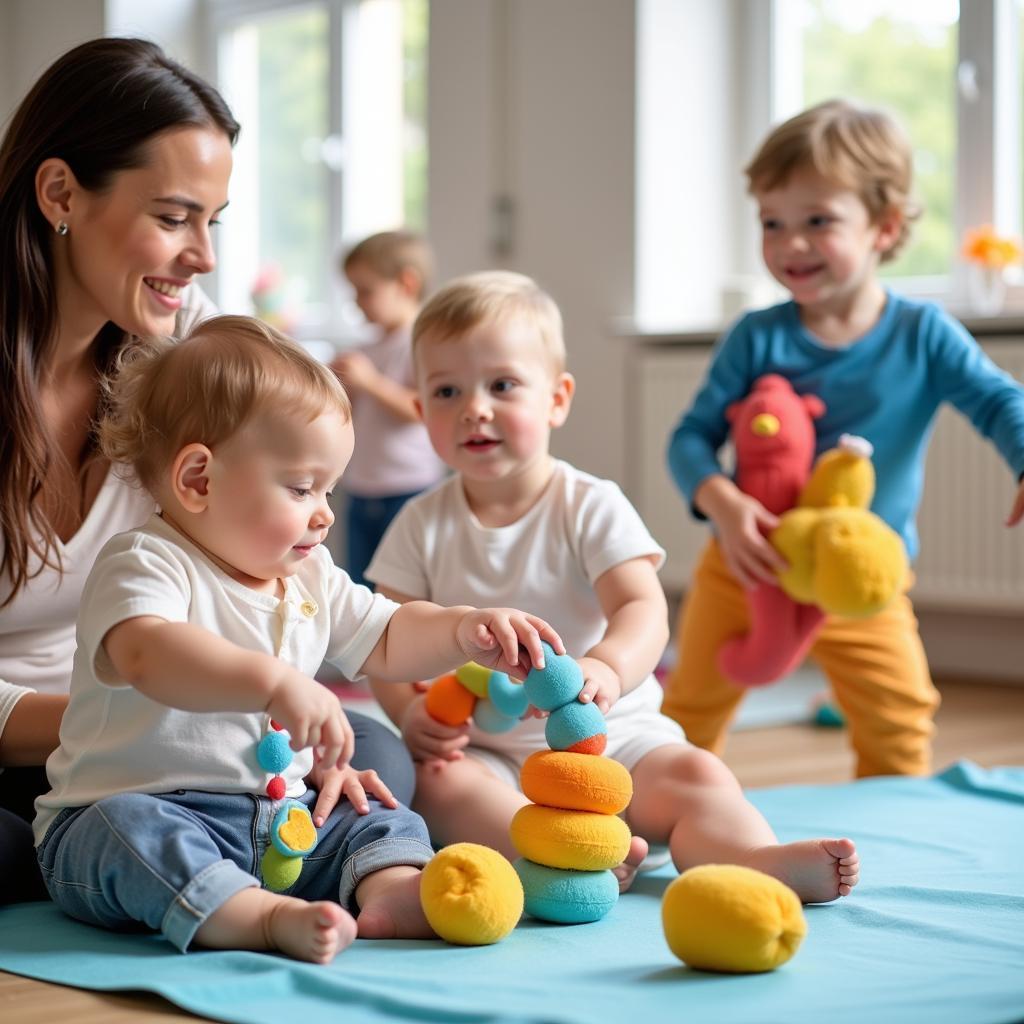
[
  {"x1": 0, "y1": 0, "x2": 105, "y2": 126},
  {"x1": 429, "y1": 0, "x2": 640, "y2": 482},
  {"x1": 106, "y1": 0, "x2": 204, "y2": 68}
]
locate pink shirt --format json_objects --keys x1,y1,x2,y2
[{"x1": 341, "y1": 326, "x2": 447, "y2": 498}]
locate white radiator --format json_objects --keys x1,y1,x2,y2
[{"x1": 631, "y1": 337, "x2": 1024, "y2": 611}]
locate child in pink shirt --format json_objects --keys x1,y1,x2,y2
[{"x1": 332, "y1": 231, "x2": 446, "y2": 586}]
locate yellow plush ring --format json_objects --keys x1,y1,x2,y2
[
  {"x1": 520, "y1": 751, "x2": 632, "y2": 815},
  {"x1": 510, "y1": 804, "x2": 631, "y2": 871}
]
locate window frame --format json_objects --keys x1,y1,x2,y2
[
  {"x1": 766, "y1": 0, "x2": 1023, "y2": 314},
  {"x1": 206, "y1": 0, "x2": 437, "y2": 342},
  {"x1": 205, "y1": 0, "x2": 348, "y2": 337}
]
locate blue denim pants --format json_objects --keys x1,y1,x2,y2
[{"x1": 37, "y1": 787, "x2": 433, "y2": 952}]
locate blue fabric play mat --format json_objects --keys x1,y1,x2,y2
[{"x1": 1, "y1": 761, "x2": 1022, "y2": 1024}]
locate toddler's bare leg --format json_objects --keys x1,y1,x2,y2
[
  {"x1": 415, "y1": 757, "x2": 649, "y2": 893},
  {"x1": 628, "y1": 745, "x2": 860, "y2": 903},
  {"x1": 195, "y1": 888, "x2": 356, "y2": 963},
  {"x1": 412, "y1": 757, "x2": 529, "y2": 858}
]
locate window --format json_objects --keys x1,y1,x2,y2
[
  {"x1": 788, "y1": 0, "x2": 957, "y2": 280},
  {"x1": 211, "y1": 0, "x2": 428, "y2": 338},
  {"x1": 774, "y1": 0, "x2": 1023, "y2": 306},
  {"x1": 635, "y1": 0, "x2": 1023, "y2": 329}
]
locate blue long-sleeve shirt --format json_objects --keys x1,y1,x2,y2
[{"x1": 666, "y1": 291, "x2": 1024, "y2": 561}]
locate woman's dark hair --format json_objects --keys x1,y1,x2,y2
[{"x1": 0, "y1": 37, "x2": 240, "y2": 606}]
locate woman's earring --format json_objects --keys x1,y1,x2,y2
[{"x1": 55, "y1": 220, "x2": 69, "y2": 236}]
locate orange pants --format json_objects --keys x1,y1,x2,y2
[{"x1": 661, "y1": 540, "x2": 940, "y2": 778}]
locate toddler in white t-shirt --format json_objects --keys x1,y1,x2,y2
[
  {"x1": 367, "y1": 272, "x2": 860, "y2": 904},
  {"x1": 34, "y1": 314, "x2": 562, "y2": 963}
]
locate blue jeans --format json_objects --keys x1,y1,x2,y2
[
  {"x1": 346, "y1": 490, "x2": 423, "y2": 588},
  {"x1": 348, "y1": 709, "x2": 415, "y2": 807},
  {"x1": 2, "y1": 709, "x2": 413, "y2": 910},
  {"x1": 38, "y1": 786, "x2": 433, "y2": 952}
]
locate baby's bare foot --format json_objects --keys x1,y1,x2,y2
[
  {"x1": 612, "y1": 834, "x2": 650, "y2": 894},
  {"x1": 744, "y1": 838, "x2": 859, "y2": 904},
  {"x1": 266, "y1": 899, "x2": 357, "y2": 963},
  {"x1": 356, "y1": 866, "x2": 435, "y2": 939}
]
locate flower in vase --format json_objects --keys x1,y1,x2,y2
[{"x1": 961, "y1": 225, "x2": 1023, "y2": 269}]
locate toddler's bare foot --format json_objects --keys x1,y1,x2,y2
[
  {"x1": 356, "y1": 866, "x2": 435, "y2": 939},
  {"x1": 744, "y1": 838, "x2": 859, "y2": 904},
  {"x1": 266, "y1": 899, "x2": 357, "y2": 963},
  {"x1": 612, "y1": 835, "x2": 650, "y2": 894}
]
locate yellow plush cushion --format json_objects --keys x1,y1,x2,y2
[
  {"x1": 661, "y1": 864, "x2": 806, "y2": 973},
  {"x1": 771, "y1": 508, "x2": 820, "y2": 605},
  {"x1": 277, "y1": 807, "x2": 316, "y2": 854},
  {"x1": 420, "y1": 843, "x2": 524, "y2": 946},
  {"x1": 520, "y1": 751, "x2": 632, "y2": 815},
  {"x1": 510, "y1": 805, "x2": 631, "y2": 870},
  {"x1": 798, "y1": 446, "x2": 875, "y2": 510},
  {"x1": 812, "y1": 509, "x2": 906, "y2": 617},
  {"x1": 773, "y1": 507, "x2": 907, "y2": 618}
]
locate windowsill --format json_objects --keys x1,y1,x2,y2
[{"x1": 615, "y1": 310, "x2": 1024, "y2": 346}]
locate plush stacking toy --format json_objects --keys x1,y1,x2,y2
[
  {"x1": 425, "y1": 662, "x2": 529, "y2": 732},
  {"x1": 661, "y1": 865, "x2": 806, "y2": 973},
  {"x1": 509, "y1": 643, "x2": 631, "y2": 923},
  {"x1": 420, "y1": 842, "x2": 524, "y2": 945},
  {"x1": 719, "y1": 375, "x2": 908, "y2": 687}
]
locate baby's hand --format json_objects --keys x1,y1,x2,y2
[
  {"x1": 265, "y1": 668, "x2": 354, "y2": 770},
  {"x1": 331, "y1": 350, "x2": 377, "y2": 392},
  {"x1": 306, "y1": 763, "x2": 399, "y2": 826},
  {"x1": 401, "y1": 693, "x2": 471, "y2": 765},
  {"x1": 456, "y1": 608, "x2": 564, "y2": 679},
  {"x1": 574, "y1": 657, "x2": 622, "y2": 715},
  {"x1": 712, "y1": 491, "x2": 787, "y2": 589}
]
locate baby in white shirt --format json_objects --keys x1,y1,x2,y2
[{"x1": 35, "y1": 314, "x2": 561, "y2": 963}]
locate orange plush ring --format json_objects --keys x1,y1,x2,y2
[{"x1": 520, "y1": 750, "x2": 632, "y2": 815}]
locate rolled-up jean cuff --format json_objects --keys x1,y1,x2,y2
[
  {"x1": 162, "y1": 858, "x2": 260, "y2": 952},
  {"x1": 338, "y1": 838, "x2": 435, "y2": 912}
]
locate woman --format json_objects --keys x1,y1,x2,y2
[{"x1": 0, "y1": 37, "x2": 414, "y2": 904}]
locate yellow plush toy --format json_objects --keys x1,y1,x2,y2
[
  {"x1": 662, "y1": 864, "x2": 807, "y2": 973},
  {"x1": 771, "y1": 434, "x2": 908, "y2": 618},
  {"x1": 420, "y1": 843, "x2": 524, "y2": 945}
]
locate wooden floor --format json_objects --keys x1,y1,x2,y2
[
  {"x1": 2, "y1": 677, "x2": 1022, "y2": 1024},
  {"x1": 725, "y1": 676, "x2": 1024, "y2": 787}
]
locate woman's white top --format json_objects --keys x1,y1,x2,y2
[{"x1": 0, "y1": 285, "x2": 216, "y2": 739}]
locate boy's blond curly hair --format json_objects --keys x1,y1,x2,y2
[
  {"x1": 412, "y1": 271, "x2": 566, "y2": 373},
  {"x1": 99, "y1": 314, "x2": 351, "y2": 493},
  {"x1": 744, "y1": 99, "x2": 921, "y2": 262}
]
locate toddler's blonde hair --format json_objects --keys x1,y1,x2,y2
[
  {"x1": 343, "y1": 230, "x2": 435, "y2": 299},
  {"x1": 413, "y1": 271, "x2": 566, "y2": 373},
  {"x1": 99, "y1": 314, "x2": 351, "y2": 493},
  {"x1": 744, "y1": 99, "x2": 921, "y2": 262}
]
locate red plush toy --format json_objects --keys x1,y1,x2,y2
[{"x1": 717, "y1": 375, "x2": 827, "y2": 686}]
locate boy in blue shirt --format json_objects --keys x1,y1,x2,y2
[{"x1": 664, "y1": 100, "x2": 1024, "y2": 777}]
